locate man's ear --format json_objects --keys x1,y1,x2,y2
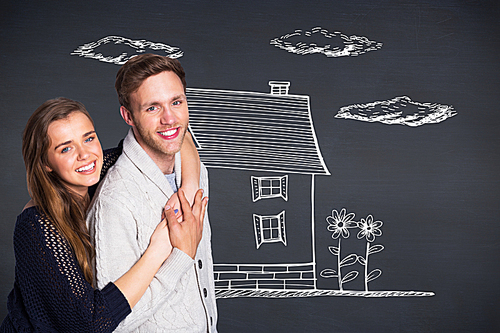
[{"x1": 120, "y1": 106, "x2": 135, "y2": 127}]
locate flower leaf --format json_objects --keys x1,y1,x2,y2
[
  {"x1": 358, "y1": 256, "x2": 366, "y2": 266},
  {"x1": 320, "y1": 268, "x2": 337, "y2": 278},
  {"x1": 339, "y1": 253, "x2": 358, "y2": 267},
  {"x1": 341, "y1": 270, "x2": 359, "y2": 284},
  {"x1": 367, "y1": 269, "x2": 382, "y2": 283},
  {"x1": 368, "y1": 244, "x2": 384, "y2": 255},
  {"x1": 328, "y1": 246, "x2": 339, "y2": 256}
]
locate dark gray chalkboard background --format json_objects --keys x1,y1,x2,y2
[{"x1": 1, "y1": 0, "x2": 499, "y2": 332}]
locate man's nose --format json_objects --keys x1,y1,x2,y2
[{"x1": 160, "y1": 107, "x2": 176, "y2": 125}]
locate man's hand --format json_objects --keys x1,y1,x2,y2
[{"x1": 163, "y1": 189, "x2": 207, "y2": 259}]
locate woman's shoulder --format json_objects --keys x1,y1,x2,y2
[
  {"x1": 15, "y1": 205, "x2": 56, "y2": 240},
  {"x1": 15, "y1": 205, "x2": 44, "y2": 235},
  {"x1": 18, "y1": 204, "x2": 40, "y2": 220},
  {"x1": 22, "y1": 199, "x2": 35, "y2": 210},
  {"x1": 14, "y1": 205, "x2": 70, "y2": 264}
]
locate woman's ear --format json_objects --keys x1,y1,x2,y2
[{"x1": 45, "y1": 164, "x2": 53, "y2": 172}]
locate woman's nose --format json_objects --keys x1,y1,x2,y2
[{"x1": 77, "y1": 146, "x2": 90, "y2": 160}]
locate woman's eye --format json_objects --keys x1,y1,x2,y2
[{"x1": 61, "y1": 147, "x2": 70, "y2": 153}]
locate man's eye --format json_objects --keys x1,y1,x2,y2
[
  {"x1": 172, "y1": 101, "x2": 181, "y2": 106},
  {"x1": 85, "y1": 136, "x2": 94, "y2": 143},
  {"x1": 146, "y1": 106, "x2": 158, "y2": 112}
]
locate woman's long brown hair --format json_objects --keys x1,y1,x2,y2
[{"x1": 22, "y1": 97, "x2": 96, "y2": 285}]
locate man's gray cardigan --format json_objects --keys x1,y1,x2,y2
[{"x1": 87, "y1": 129, "x2": 217, "y2": 332}]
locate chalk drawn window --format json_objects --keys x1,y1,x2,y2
[
  {"x1": 253, "y1": 211, "x2": 287, "y2": 249},
  {"x1": 251, "y1": 175, "x2": 288, "y2": 202}
]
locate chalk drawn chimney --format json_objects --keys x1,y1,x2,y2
[{"x1": 269, "y1": 81, "x2": 290, "y2": 95}]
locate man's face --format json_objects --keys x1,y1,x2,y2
[{"x1": 123, "y1": 71, "x2": 189, "y2": 163}]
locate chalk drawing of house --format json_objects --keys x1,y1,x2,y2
[
  {"x1": 187, "y1": 81, "x2": 332, "y2": 298},
  {"x1": 70, "y1": 38, "x2": 435, "y2": 298}
]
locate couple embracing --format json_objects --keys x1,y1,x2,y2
[{"x1": 1, "y1": 54, "x2": 218, "y2": 332}]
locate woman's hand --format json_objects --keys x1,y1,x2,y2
[
  {"x1": 163, "y1": 189, "x2": 208, "y2": 259},
  {"x1": 147, "y1": 212, "x2": 174, "y2": 262},
  {"x1": 114, "y1": 199, "x2": 188, "y2": 308},
  {"x1": 165, "y1": 193, "x2": 182, "y2": 221},
  {"x1": 165, "y1": 182, "x2": 199, "y2": 222}
]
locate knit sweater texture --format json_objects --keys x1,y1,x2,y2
[
  {"x1": 0, "y1": 206, "x2": 131, "y2": 333},
  {"x1": 87, "y1": 129, "x2": 218, "y2": 332}
]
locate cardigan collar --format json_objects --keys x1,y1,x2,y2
[{"x1": 122, "y1": 128, "x2": 182, "y2": 198}]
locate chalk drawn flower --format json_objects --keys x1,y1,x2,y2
[
  {"x1": 326, "y1": 208, "x2": 356, "y2": 239},
  {"x1": 357, "y1": 215, "x2": 383, "y2": 242}
]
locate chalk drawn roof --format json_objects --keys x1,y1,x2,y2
[{"x1": 186, "y1": 87, "x2": 330, "y2": 175}]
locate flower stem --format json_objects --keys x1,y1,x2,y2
[
  {"x1": 365, "y1": 241, "x2": 370, "y2": 292},
  {"x1": 337, "y1": 238, "x2": 343, "y2": 291}
]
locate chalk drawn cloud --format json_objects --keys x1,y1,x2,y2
[
  {"x1": 270, "y1": 26, "x2": 382, "y2": 57},
  {"x1": 335, "y1": 96, "x2": 457, "y2": 127},
  {"x1": 71, "y1": 36, "x2": 183, "y2": 65}
]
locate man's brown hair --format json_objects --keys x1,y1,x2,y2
[{"x1": 115, "y1": 54, "x2": 186, "y2": 111}]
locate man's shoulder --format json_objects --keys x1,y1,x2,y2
[
  {"x1": 88, "y1": 155, "x2": 145, "y2": 222},
  {"x1": 95, "y1": 154, "x2": 142, "y2": 198}
]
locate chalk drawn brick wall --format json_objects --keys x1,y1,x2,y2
[{"x1": 214, "y1": 263, "x2": 316, "y2": 290}]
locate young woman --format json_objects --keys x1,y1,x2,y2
[{"x1": 0, "y1": 97, "x2": 206, "y2": 332}]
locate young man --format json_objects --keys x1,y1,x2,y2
[{"x1": 87, "y1": 54, "x2": 217, "y2": 332}]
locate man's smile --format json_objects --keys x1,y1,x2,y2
[{"x1": 158, "y1": 127, "x2": 180, "y2": 139}]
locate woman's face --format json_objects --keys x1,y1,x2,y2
[{"x1": 45, "y1": 111, "x2": 103, "y2": 197}]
